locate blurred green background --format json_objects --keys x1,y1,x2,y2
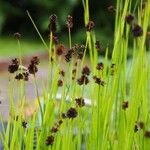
[{"x1": 0, "y1": 0, "x2": 146, "y2": 57}]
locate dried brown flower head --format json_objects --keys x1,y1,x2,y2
[
  {"x1": 144, "y1": 131, "x2": 150, "y2": 138},
  {"x1": 96, "y1": 62, "x2": 104, "y2": 71},
  {"x1": 49, "y1": 14, "x2": 57, "y2": 33},
  {"x1": 14, "y1": 32, "x2": 21, "y2": 39},
  {"x1": 75, "y1": 97, "x2": 85, "y2": 107},
  {"x1": 82, "y1": 66, "x2": 90, "y2": 76},
  {"x1": 132, "y1": 25, "x2": 143, "y2": 37},
  {"x1": 22, "y1": 121, "x2": 27, "y2": 128},
  {"x1": 46, "y1": 135, "x2": 54, "y2": 146},
  {"x1": 122, "y1": 101, "x2": 129, "y2": 110},
  {"x1": 66, "y1": 15, "x2": 73, "y2": 29},
  {"x1": 86, "y1": 21, "x2": 95, "y2": 32},
  {"x1": 125, "y1": 14, "x2": 134, "y2": 25},
  {"x1": 8, "y1": 58, "x2": 19, "y2": 73},
  {"x1": 77, "y1": 75, "x2": 89, "y2": 85},
  {"x1": 57, "y1": 79, "x2": 63, "y2": 87},
  {"x1": 56, "y1": 44, "x2": 65, "y2": 56},
  {"x1": 66, "y1": 107, "x2": 78, "y2": 119}
]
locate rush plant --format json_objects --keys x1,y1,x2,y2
[{"x1": 0, "y1": 0, "x2": 150, "y2": 149}]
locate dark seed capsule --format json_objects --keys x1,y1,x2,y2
[
  {"x1": 14, "y1": 32, "x2": 21, "y2": 39},
  {"x1": 132, "y1": 24, "x2": 143, "y2": 37},
  {"x1": 96, "y1": 62, "x2": 104, "y2": 71},
  {"x1": 51, "y1": 127, "x2": 58, "y2": 133},
  {"x1": 56, "y1": 44, "x2": 65, "y2": 56},
  {"x1": 82, "y1": 66, "x2": 90, "y2": 76},
  {"x1": 46, "y1": 135, "x2": 54, "y2": 146},
  {"x1": 75, "y1": 97, "x2": 85, "y2": 107},
  {"x1": 77, "y1": 75, "x2": 89, "y2": 85},
  {"x1": 86, "y1": 21, "x2": 95, "y2": 32},
  {"x1": 66, "y1": 107, "x2": 78, "y2": 119},
  {"x1": 28, "y1": 64, "x2": 38, "y2": 74},
  {"x1": 144, "y1": 131, "x2": 150, "y2": 138},
  {"x1": 125, "y1": 14, "x2": 134, "y2": 25},
  {"x1": 15, "y1": 73, "x2": 24, "y2": 80},
  {"x1": 22, "y1": 121, "x2": 27, "y2": 128},
  {"x1": 57, "y1": 79, "x2": 63, "y2": 87},
  {"x1": 122, "y1": 101, "x2": 128, "y2": 110},
  {"x1": 31, "y1": 56, "x2": 40, "y2": 65},
  {"x1": 66, "y1": 15, "x2": 73, "y2": 29},
  {"x1": 49, "y1": 14, "x2": 57, "y2": 33}
]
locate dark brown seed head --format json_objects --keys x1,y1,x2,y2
[
  {"x1": 66, "y1": 107, "x2": 78, "y2": 119},
  {"x1": 93, "y1": 76, "x2": 101, "y2": 85},
  {"x1": 77, "y1": 75, "x2": 89, "y2": 85},
  {"x1": 57, "y1": 79, "x2": 63, "y2": 87},
  {"x1": 15, "y1": 73, "x2": 24, "y2": 80},
  {"x1": 58, "y1": 119, "x2": 63, "y2": 125},
  {"x1": 23, "y1": 72, "x2": 29, "y2": 81},
  {"x1": 66, "y1": 15, "x2": 73, "y2": 29},
  {"x1": 134, "y1": 121, "x2": 144, "y2": 132},
  {"x1": 28, "y1": 63, "x2": 38, "y2": 74},
  {"x1": 59, "y1": 70, "x2": 65, "y2": 77},
  {"x1": 75, "y1": 97, "x2": 85, "y2": 107},
  {"x1": 77, "y1": 52, "x2": 84, "y2": 60},
  {"x1": 95, "y1": 41, "x2": 101, "y2": 50},
  {"x1": 125, "y1": 14, "x2": 134, "y2": 25},
  {"x1": 51, "y1": 127, "x2": 58, "y2": 133},
  {"x1": 111, "y1": 63, "x2": 115, "y2": 68},
  {"x1": 86, "y1": 21, "x2": 95, "y2": 32},
  {"x1": 8, "y1": 64, "x2": 19, "y2": 73},
  {"x1": 14, "y1": 32, "x2": 21, "y2": 39},
  {"x1": 8, "y1": 58, "x2": 19, "y2": 73},
  {"x1": 132, "y1": 24, "x2": 143, "y2": 37},
  {"x1": 52, "y1": 35, "x2": 59, "y2": 45},
  {"x1": 31, "y1": 56, "x2": 40, "y2": 65},
  {"x1": 122, "y1": 101, "x2": 129, "y2": 110},
  {"x1": 61, "y1": 113, "x2": 66, "y2": 119},
  {"x1": 96, "y1": 62, "x2": 104, "y2": 71},
  {"x1": 144, "y1": 131, "x2": 150, "y2": 138},
  {"x1": 56, "y1": 44, "x2": 65, "y2": 56},
  {"x1": 46, "y1": 135, "x2": 54, "y2": 146},
  {"x1": 72, "y1": 69, "x2": 76, "y2": 75},
  {"x1": 49, "y1": 14, "x2": 57, "y2": 33},
  {"x1": 22, "y1": 121, "x2": 27, "y2": 128},
  {"x1": 134, "y1": 124, "x2": 138, "y2": 132},
  {"x1": 82, "y1": 66, "x2": 90, "y2": 76}
]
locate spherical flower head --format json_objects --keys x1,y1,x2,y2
[
  {"x1": 96, "y1": 62, "x2": 104, "y2": 71},
  {"x1": 86, "y1": 21, "x2": 95, "y2": 32},
  {"x1": 66, "y1": 15, "x2": 73, "y2": 29},
  {"x1": 132, "y1": 24, "x2": 143, "y2": 37},
  {"x1": 77, "y1": 75, "x2": 89, "y2": 85},
  {"x1": 8, "y1": 58, "x2": 19, "y2": 73},
  {"x1": 14, "y1": 32, "x2": 21, "y2": 39},
  {"x1": 122, "y1": 101, "x2": 129, "y2": 110},
  {"x1": 125, "y1": 14, "x2": 134, "y2": 25},
  {"x1": 57, "y1": 79, "x2": 63, "y2": 87},
  {"x1": 31, "y1": 56, "x2": 40, "y2": 65},
  {"x1": 46, "y1": 135, "x2": 54, "y2": 146},
  {"x1": 56, "y1": 44, "x2": 65, "y2": 56},
  {"x1": 15, "y1": 73, "x2": 24, "y2": 80},
  {"x1": 82, "y1": 66, "x2": 90, "y2": 76},
  {"x1": 145, "y1": 131, "x2": 150, "y2": 138},
  {"x1": 66, "y1": 107, "x2": 78, "y2": 119},
  {"x1": 28, "y1": 63, "x2": 38, "y2": 74},
  {"x1": 49, "y1": 14, "x2": 57, "y2": 33},
  {"x1": 75, "y1": 97, "x2": 85, "y2": 107}
]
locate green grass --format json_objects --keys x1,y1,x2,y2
[{"x1": 0, "y1": 37, "x2": 45, "y2": 57}]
